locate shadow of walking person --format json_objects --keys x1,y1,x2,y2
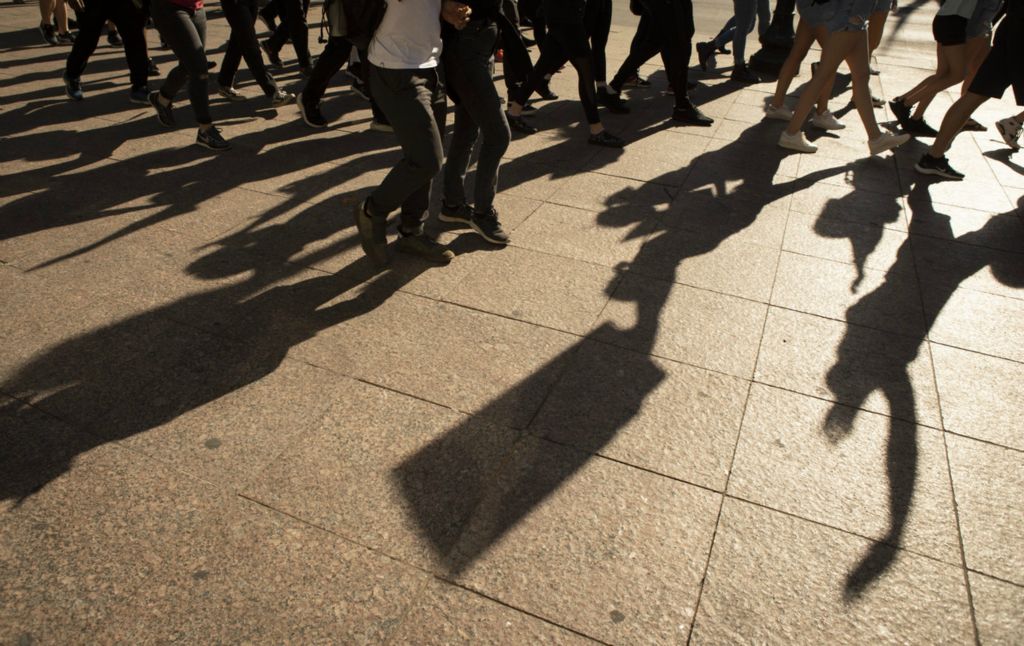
[
  {"x1": 824, "y1": 185, "x2": 1024, "y2": 600},
  {"x1": 394, "y1": 121, "x2": 849, "y2": 578}
]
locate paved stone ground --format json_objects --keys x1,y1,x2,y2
[{"x1": 2, "y1": 1, "x2": 1023, "y2": 643}]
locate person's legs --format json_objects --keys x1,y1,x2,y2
[
  {"x1": 110, "y1": 0, "x2": 150, "y2": 89},
  {"x1": 927, "y1": 91, "x2": 988, "y2": 156},
  {"x1": 609, "y1": 11, "x2": 660, "y2": 91},
  {"x1": 769, "y1": 19, "x2": 815, "y2": 109},
  {"x1": 64, "y1": 0, "x2": 106, "y2": 81},
  {"x1": 909, "y1": 44, "x2": 967, "y2": 120},
  {"x1": 303, "y1": 36, "x2": 351, "y2": 104},
  {"x1": 732, "y1": 0, "x2": 757, "y2": 67},
  {"x1": 219, "y1": 0, "x2": 279, "y2": 96},
  {"x1": 585, "y1": 0, "x2": 612, "y2": 86},
  {"x1": 867, "y1": 7, "x2": 888, "y2": 54},
  {"x1": 961, "y1": 35, "x2": 990, "y2": 95},
  {"x1": 151, "y1": 0, "x2": 213, "y2": 126}
]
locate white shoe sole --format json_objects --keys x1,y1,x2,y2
[
  {"x1": 869, "y1": 133, "x2": 910, "y2": 155},
  {"x1": 778, "y1": 135, "x2": 817, "y2": 153},
  {"x1": 914, "y1": 162, "x2": 963, "y2": 180}
]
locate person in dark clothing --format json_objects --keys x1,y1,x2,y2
[
  {"x1": 215, "y1": 0, "x2": 293, "y2": 106},
  {"x1": 261, "y1": 0, "x2": 311, "y2": 74},
  {"x1": 603, "y1": 0, "x2": 712, "y2": 125},
  {"x1": 440, "y1": 0, "x2": 513, "y2": 245},
  {"x1": 297, "y1": 38, "x2": 389, "y2": 129},
  {"x1": 585, "y1": 0, "x2": 628, "y2": 112},
  {"x1": 506, "y1": 0, "x2": 624, "y2": 146},
  {"x1": 62, "y1": 0, "x2": 150, "y2": 103}
]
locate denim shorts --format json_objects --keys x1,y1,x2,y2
[{"x1": 797, "y1": 0, "x2": 869, "y2": 32}]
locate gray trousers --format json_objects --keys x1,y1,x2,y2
[
  {"x1": 367, "y1": 64, "x2": 447, "y2": 234},
  {"x1": 151, "y1": 0, "x2": 211, "y2": 124},
  {"x1": 442, "y1": 20, "x2": 511, "y2": 214}
]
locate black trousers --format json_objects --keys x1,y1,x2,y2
[
  {"x1": 65, "y1": 0, "x2": 149, "y2": 87},
  {"x1": 266, "y1": 0, "x2": 311, "y2": 68},
  {"x1": 514, "y1": 21, "x2": 600, "y2": 124},
  {"x1": 303, "y1": 38, "x2": 387, "y2": 121},
  {"x1": 635, "y1": 0, "x2": 694, "y2": 105},
  {"x1": 610, "y1": 11, "x2": 660, "y2": 89},
  {"x1": 584, "y1": 0, "x2": 612, "y2": 83},
  {"x1": 218, "y1": 0, "x2": 279, "y2": 95}
]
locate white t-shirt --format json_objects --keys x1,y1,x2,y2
[{"x1": 368, "y1": 0, "x2": 443, "y2": 69}]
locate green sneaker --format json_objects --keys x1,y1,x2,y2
[{"x1": 396, "y1": 232, "x2": 454, "y2": 264}]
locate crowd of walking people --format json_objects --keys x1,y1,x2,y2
[{"x1": 29, "y1": 0, "x2": 1024, "y2": 263}]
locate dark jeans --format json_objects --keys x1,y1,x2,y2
[
  {"x1": 218, "y1": 0, "x2": 279, "y2": 95},
  {"x1": 65, "y1": 0, "x2": 149, "y2": 87},
  {"x1": 443, "y1": 20, "x2": 511, "y2": 213},
  {"x1": 611, "y1": 12, "x2": 660, "y2": 89},
  {"x1": 266, "y1": 0, "x2": 311, "y2": 68},
  {"x1": 514, "y1": 21, "x2": 600, "y2": 124},
  {"x1": 304, "y1": 40, "x2": 387, "y2": 121},
  {"x1": 151, "y1": 0, "x2": 212, "y2": 124},
  {"x1": 367, "y1": 64, "x2": 447, "y2": 234}
]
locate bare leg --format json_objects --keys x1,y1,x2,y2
[
  {"x1": 928, "y1": 92, "x2": 989, "y2": 156},
  {"x1": 909, "y1": 44, "x2": 966, "y2": 119},
  {"x1": 770, "y1": 19, "x2": 816, "y2": 109},
  {"x1": 961, "y1": 36, "x2": 990, "y2": 95},
  {"x1": 786, "y1": 30, "x2": 875, "y2": 137}
]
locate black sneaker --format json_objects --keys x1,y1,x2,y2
[
  {"x1": 129, "y1": 84, "x2": 149, "y2": 104},
  {"x1": 889, "y1": 98, "x2": 912, "y2": 130},
  {"x1": 915, "y1": 154, "x2": 964, "y2": 180},
  {"x1": 148, "y1": 58, "x2": 160, "y2": 77},
  {"x1": 598, "y1": 88, "x2": 630, "y2": 114},
  {"x1": 696, "y1": 41, "x2": 715, "y2": 71},
  {"x1": 904, "y1": 117, "x2": 938, "y2": 137},
  {"x1": 622, "y1": 74, "x2": 651, "y2": 88},
  {"x1": 149, "y1": 90, "x2": 175, "y2": 127},
  {"x1": 40, "y1": 22, "x2": 58, "y2": 45},
  {"x1": 470, "y1": 209, "x2": 510, "y2": 245},
  {"x1": 730, "y1": 65, "x2": 762, "y2": 84},
  {"x1": 56, "y1": 31, "x2": 75, "y2": 45},
  {"x1": 270, "y1": 89, "x2": 294, "y2": 107},
  {"x1": 439, "y1": 201, "x2": 473, "y2": 225},
  {"x1": 107, "y1": 29, "x2": 122, "y2": 47},
  {"x1": 63, "y1": 72, "x2": 83, "y2": 101},
  {"x1": 261, "y1": 40, "x2": 282, "y2": 68},
  {"x1": 396, "y1": 231, "x2": 454, "y2": 264},
  {"x1": 298, "y1": 94, "x2": 328, "y2": 128},
  {"x1": 672, "y1": 100, "x2": 714, "y2": 126},
  {"x1": 536, "y1": 82, "x2": 558, "y2": 101},
  {"x1": 196, "y1": 126, "x2": 230, "y2": 151},
  {"x1": 354, "y1": 199, "x2": 390, "y2": 265},
  {"x1": 588, "y1": 130, "x2": 625, "y2": 147},
  {"x1": 507, "y1": 113, "x2": 538, "y2": 134}
]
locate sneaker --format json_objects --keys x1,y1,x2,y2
[
  {"x1": 671, "y1": 100, "x2": 714, "y2": 126},
  {"x1": 439, "y1": 201, "x2": 473, "y2": 225},
  {"x1": 871, "y1": 95, "x2": 884, "y2": 108},
  {"x1": 520, "y1": 101, "x2": 537, "y2": 115},
  {"x1": 217, "y1": 84, "x2": 246, "y2": 101},
  {"x1": 40, "y1": 22, "x2": 58, "y2": 45},
  {"x1": 351, "y1": 75, "x2": 370, "y2": 101},
  {"x1": 270, "y1": 89, "x2": 294, "y2": 107},
  {"x1": 396, "y1": 231, "x2": 453, "y2": 264},
  {"x1": 778, "y1": 130, "x2": 817, "y2": 153},
  {"x1": 370, "y1": 119, "x2": 394, "y2": 133},
  {"x1": 961, "y1": 117, "x2": 986, "y2": 132},
  {"x1": 536, "y1": 82, "x2": 558, "y2": 101},
  {"x1": 764, "y1": 102, "x2": 794, "y2": 121},
  {"x1": 995, "y1": 116, "x2": 1022, "y2": 151},
  {"x1": 148, "y1": 58, "x2": 160, "y2": 77},
  {"x1": 470, "y1": 208, "x2": 510, "y2": 245},
  {"x1": 149, "y1": 90, "x2": 175, "y2": 127},
  {"x1": 588, "y1": 129, "x2": 625, "y2": 147},
  {"x1": 297, "y1": 95, "x2": 328, "y2": 128},
  {"x1": 904, "y1": 117, "x2": 938, "y2": 137},
  {"x1": 507, "y1": 113, "x2": 538, "y2": 134},
  {"x1": 354, "y1": 199, "x2": 390, "y2": 265},
  {"x1": 915, "y1": 153, "x2": 964, "y2": 180},
  {"x1": 730, "y1": 65, "x2": 761, "y2": 84},
  {"x1": 56, "y1": 31, "x2": 75, "y2": 45},
  {"x1": 868, "y1": 132, "x2": 910, "y2": 155},
  {"x1": 717, "y1": 43, "x2": 731, "y2": 55},
  {"x1": 107, "y1": 29, "x2": 123, "y2": 47},
  {"x1": 696, "y1": 41, "x2": 715, "y2": 71},
  {"x1": 597, "y1": 88, "x2": 630, "y2": 114},
  {"x1": 63, "y1": 72, "x2": 83, "y2": 101},
  {"x1": 196, "y1": 126, "x2": 230, "y2": 151},
  {"x1": 889, "y1": 98, "x2": 912, "y2": 129},
  {"x1": 261, "y1": 40, "x2": 282, "y2": 68},
  {"x1": 810, "y1": 110, "x2": 845, "y2": 130},
  {"x1": 128, "y1": 84, "x2": 149, "y2": 104},
  {"x1": 622, "y1": 74, "x2": 651, "y2": 88}
]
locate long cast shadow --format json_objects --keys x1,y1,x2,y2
[{"x1": 824, "y1": 183, "x2": 1024, "y2": 599}]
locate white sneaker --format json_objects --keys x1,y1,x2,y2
[
  {"x1": 995, "y1": 117, "x2": 1022, "y2": 151},
  {"x1": 764, "y1": 103, "x2": 794, "y2": 121},
  {"x1": 868, "y1": 132, "x2": 910, "y2": 155},
  {"x1": 811, "y1": 110, "x2": 846, "y2": 130},
  {"x1": 217, "y1": 84, "x2": 246, "y2": 102},
  {"x1": 778, "y1": 130, "x2": 817, "y2": 153}
]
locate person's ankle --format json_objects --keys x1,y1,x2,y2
[{"x1": 589, "y1": 124, "x2": 604, "y2": 135}]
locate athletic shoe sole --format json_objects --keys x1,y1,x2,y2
[
  {"x1": 297, "y1": 98, "x2": 327, "y2": 128},
  {"x1": 438, "y1": 213, "x2": 472, "y2": 225},
  {"x1": 470, "y1": 220, "x2": 509, "y2": 245},
  {"x1": 914, "y1": 162, "x2": 963, "y2": 180}
]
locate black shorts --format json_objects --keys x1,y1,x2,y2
[
  {"x1": 932, "y1": 14, "x2": 968, "y2": 46},
  {"x1": 968, "y1": 16, "x2": 1024, "y2": 105}
]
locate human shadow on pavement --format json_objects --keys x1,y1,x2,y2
[
  {"x1": 395, "y1": 121, "x2": 848, "y2": 576},
  {"x1": 823, "y1": 184, "x2": 1024, "y2": 600}
]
